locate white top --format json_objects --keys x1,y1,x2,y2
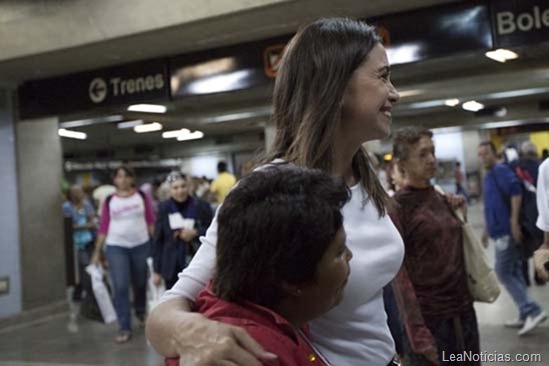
[
  {"x1": 100, "y1": 193, "x2": 150, "y2": 247},
  {"x1": 537, "y1": 159, "x2": 549, "y2": 232},
  {"x1": 164, "y1": 182, "x2": 404, "y2": 366}
]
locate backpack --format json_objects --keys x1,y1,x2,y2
[{"x1": 514, "y1": 164, "x2": 544, "y2": 256}]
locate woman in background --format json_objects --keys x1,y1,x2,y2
[
  {"x1": 152, "y1": 172, "x2": 213, "y2": 290},
  {"x1": 92, "y1": 165, "x2": 155, "y2": 343}
]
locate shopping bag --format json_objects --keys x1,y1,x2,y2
[
  {"x1": 85, "y1": 264, "x2": 117, "y2": 323},
  {"x1": 454, "y1": 210, "x2": 501, "y2": 303},
  {"x1": 146, "y1": 257, "x2": 166, "y2": 312}
]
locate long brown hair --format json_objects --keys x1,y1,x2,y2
[{"x1": 263, "y1": 18, "x2": 389, "y2": 216}]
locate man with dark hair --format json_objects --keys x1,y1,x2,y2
[
  {"x1": 209, "y1": 160, "x2": 236, "y2": 205},
  {"x1": 477, "y1": 141, "x2": 546, "y2": 336},
  {"x1": 166, "y1": 165, "x2": 353, "y2": 366}
]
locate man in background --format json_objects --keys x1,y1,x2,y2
[
  {"x1": 209, "y1": 161, "x2": 236, "y2": 206},
  {"x1": 477, "y1": 141, "x2": 546, "y2": 336}
]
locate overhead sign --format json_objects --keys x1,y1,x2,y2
[
  {"x1": 491, "y1": 0, "x2": 549, "y2": 48},
  {"x1": 19, "y1": 60, "x2": 169, "y2": 119},
  {"x1": 170, "y1": 35, "x2": 291, "y2": 98},
  {"x1": 370, "y1": 2, "x2": 493, "y2": 65}
]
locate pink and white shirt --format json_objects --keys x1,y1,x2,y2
[{"x1": 98, "y1": 191, "x2": 155, "y2": 248}]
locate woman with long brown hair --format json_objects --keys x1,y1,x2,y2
[{"x1": 146, "y1": 18, "x2": 402, "y2": 366}]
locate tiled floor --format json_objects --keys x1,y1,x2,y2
[{"x1": 0, "y1": 202, "x2": 547, "y2": 365}]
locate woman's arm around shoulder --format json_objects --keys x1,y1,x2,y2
[{"x1": 145, "y1": 297, "x2": 276, "y2": 365}]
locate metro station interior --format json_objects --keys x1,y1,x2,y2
[{"x1": 1, "y1": 0, "x2": 549, "y2": 365}]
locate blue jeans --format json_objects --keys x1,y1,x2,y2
[
  {"x1": 493, "y1": 236, "x2": 541, "y2": 319},
  {"x1": 105, "y1": 242, "x2": 149, "y2": 332}
]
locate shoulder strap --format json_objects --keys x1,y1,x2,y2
[
  {"x1": 105, "y1": 193, "x2": 114, "y2": 211},
  {"x1": 137, "y1": 189, "x2": 146, "y2": 202}
]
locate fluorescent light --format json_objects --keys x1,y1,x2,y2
[
  {"x1": 59, "y1": 115, "x2": 124, "y2": 128},
  {"x1": 162, "y1": 128, "x2": 190, "y2": 139},
  {"x1": 484, "y1": 87, "x2": 549, "y2": 99},
  {"x1": 134, "y1": 122, "x2": 163, "y2": 133},
  {"x1": 462, "y1": 100, "x2": 484, "y2": 112},
  {"x1": 58, "y1": 128, "x2": 87, "y2": 140},
  {"x1": 162, "y1": 128, "x2": 204, "y2": 141},
  {"x1": 117, "y1": 120, "x2": 143, "y2": 129},
  {"x1": 185, "y1": 70, "x2": 252, "y2": 95},
  {"x1": 402, "y1": 100, "x2": 447, "y2": 110},
  {"x1": 386, "y1": 44, "x2": 422, "y2": 65},
  {"x1": 177, "y1": 131, "x2": 204, "y2": 141},
  {"x1": 398, "y1": 89, "x2": 423, "y2": 98},
  {"x1": 480, "y1": 117, "x2": 549, "y2": 129},
  {"x1": 444, "y1": 98, "x2": 460, "y2": 107},
  {"x1": 485, "y1": 49, "x2": 519, "y2": 63},
  {"x1": 127, "y1": 104, "x2": 167, "y2": 113},
  {"x1": 201, "y1": 106, "x2": 272, "y2": 124}
]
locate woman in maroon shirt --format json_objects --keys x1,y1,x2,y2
[{"x1": 391, "y1": 127, "x2": 479, "y2": 366}]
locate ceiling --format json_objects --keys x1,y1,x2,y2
[{"x1": 4, "y1": 0, "x2": 549, "y2": 159}]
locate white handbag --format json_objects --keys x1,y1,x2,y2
[
  {"x1": 454, "y1": 209, "x2": 501, "y2": 303},
  {"x1": 85, "y1": 264, "x2": 118, "y2": 323}
]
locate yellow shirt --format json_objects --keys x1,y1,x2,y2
[{"x1": 210, "y1": 172, "x2": 237, "y2": 203}]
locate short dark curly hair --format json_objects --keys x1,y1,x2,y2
[
  {"x1": 392, "y1": 126, "x2": 433, "y2": 161},
  {"x1": 213, "y1": 164, "x2": 350, "y2": 308}
]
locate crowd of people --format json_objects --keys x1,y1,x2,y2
[
  {"x1": 60, "y1": 17, "x2": 549, "y2": 366},
  {"x1": 62, "y1": 162, "x2": 237, "y2": 342}
]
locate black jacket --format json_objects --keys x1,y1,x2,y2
[{"x1": 152, "y1": 197, "x2": 213, "y2": 282}]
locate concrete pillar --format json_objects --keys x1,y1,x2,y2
[
  {"x1": 0, "y1": 89, "x2": 21, "y2": 318},
  {"x1": 461, "y1": 130, "x2": 487, "y2": 173},
  {"x1": 15, "y1": 117, "x2": 66, "y2": 310}
]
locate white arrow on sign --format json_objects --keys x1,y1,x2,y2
[{"x1": 89, "y1": 78, "x2": 107, "y2": 103}]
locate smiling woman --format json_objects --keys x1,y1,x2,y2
[{"x1": 147, "y1": 17, "x2": 404, "y2": 366}]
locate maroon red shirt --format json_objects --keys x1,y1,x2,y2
[
  {"x1": 392, "y1": 186, "x2": 472, "y2": 317},
  {"x1": 165, "y1": 284, "x2": 326, "y2": 366}
]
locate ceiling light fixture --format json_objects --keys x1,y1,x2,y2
[
  {"x1": 162, "y1": 128, "x2": 191, "y2": 139},
  {"x1": 177, "y1": 131, "x2": 204, "y2": 141},
  {"x1": 398, "y1": 89, "x2": 424, "y2": 98},
  {"x1": 58, "y1": 128, "x2": 87, "y2": 140},
  {"x1": 117, "y1": 120, "x2": 144, "y2": 129},
  {"x1": 462, "y1": 100, "x2": 485, "y2": 112},
  {"x1": 59, "y1": 115, "x2": 124, "y2": 128},
  {"x1": 127, "y1": 104, "x2": 167, "y2": 113},
  {"x1": 134, "y1": 122, "x2": 163, "y2": 133},
  {"x1": 485, "y1": 49, "x2": 519, "y2": 63},
  {"x1": 444, "y1": 98, "x2": 460, "y2": 107},
  {"x1": 480, "y1": 117, "x2": 549, "y2": 129}
]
